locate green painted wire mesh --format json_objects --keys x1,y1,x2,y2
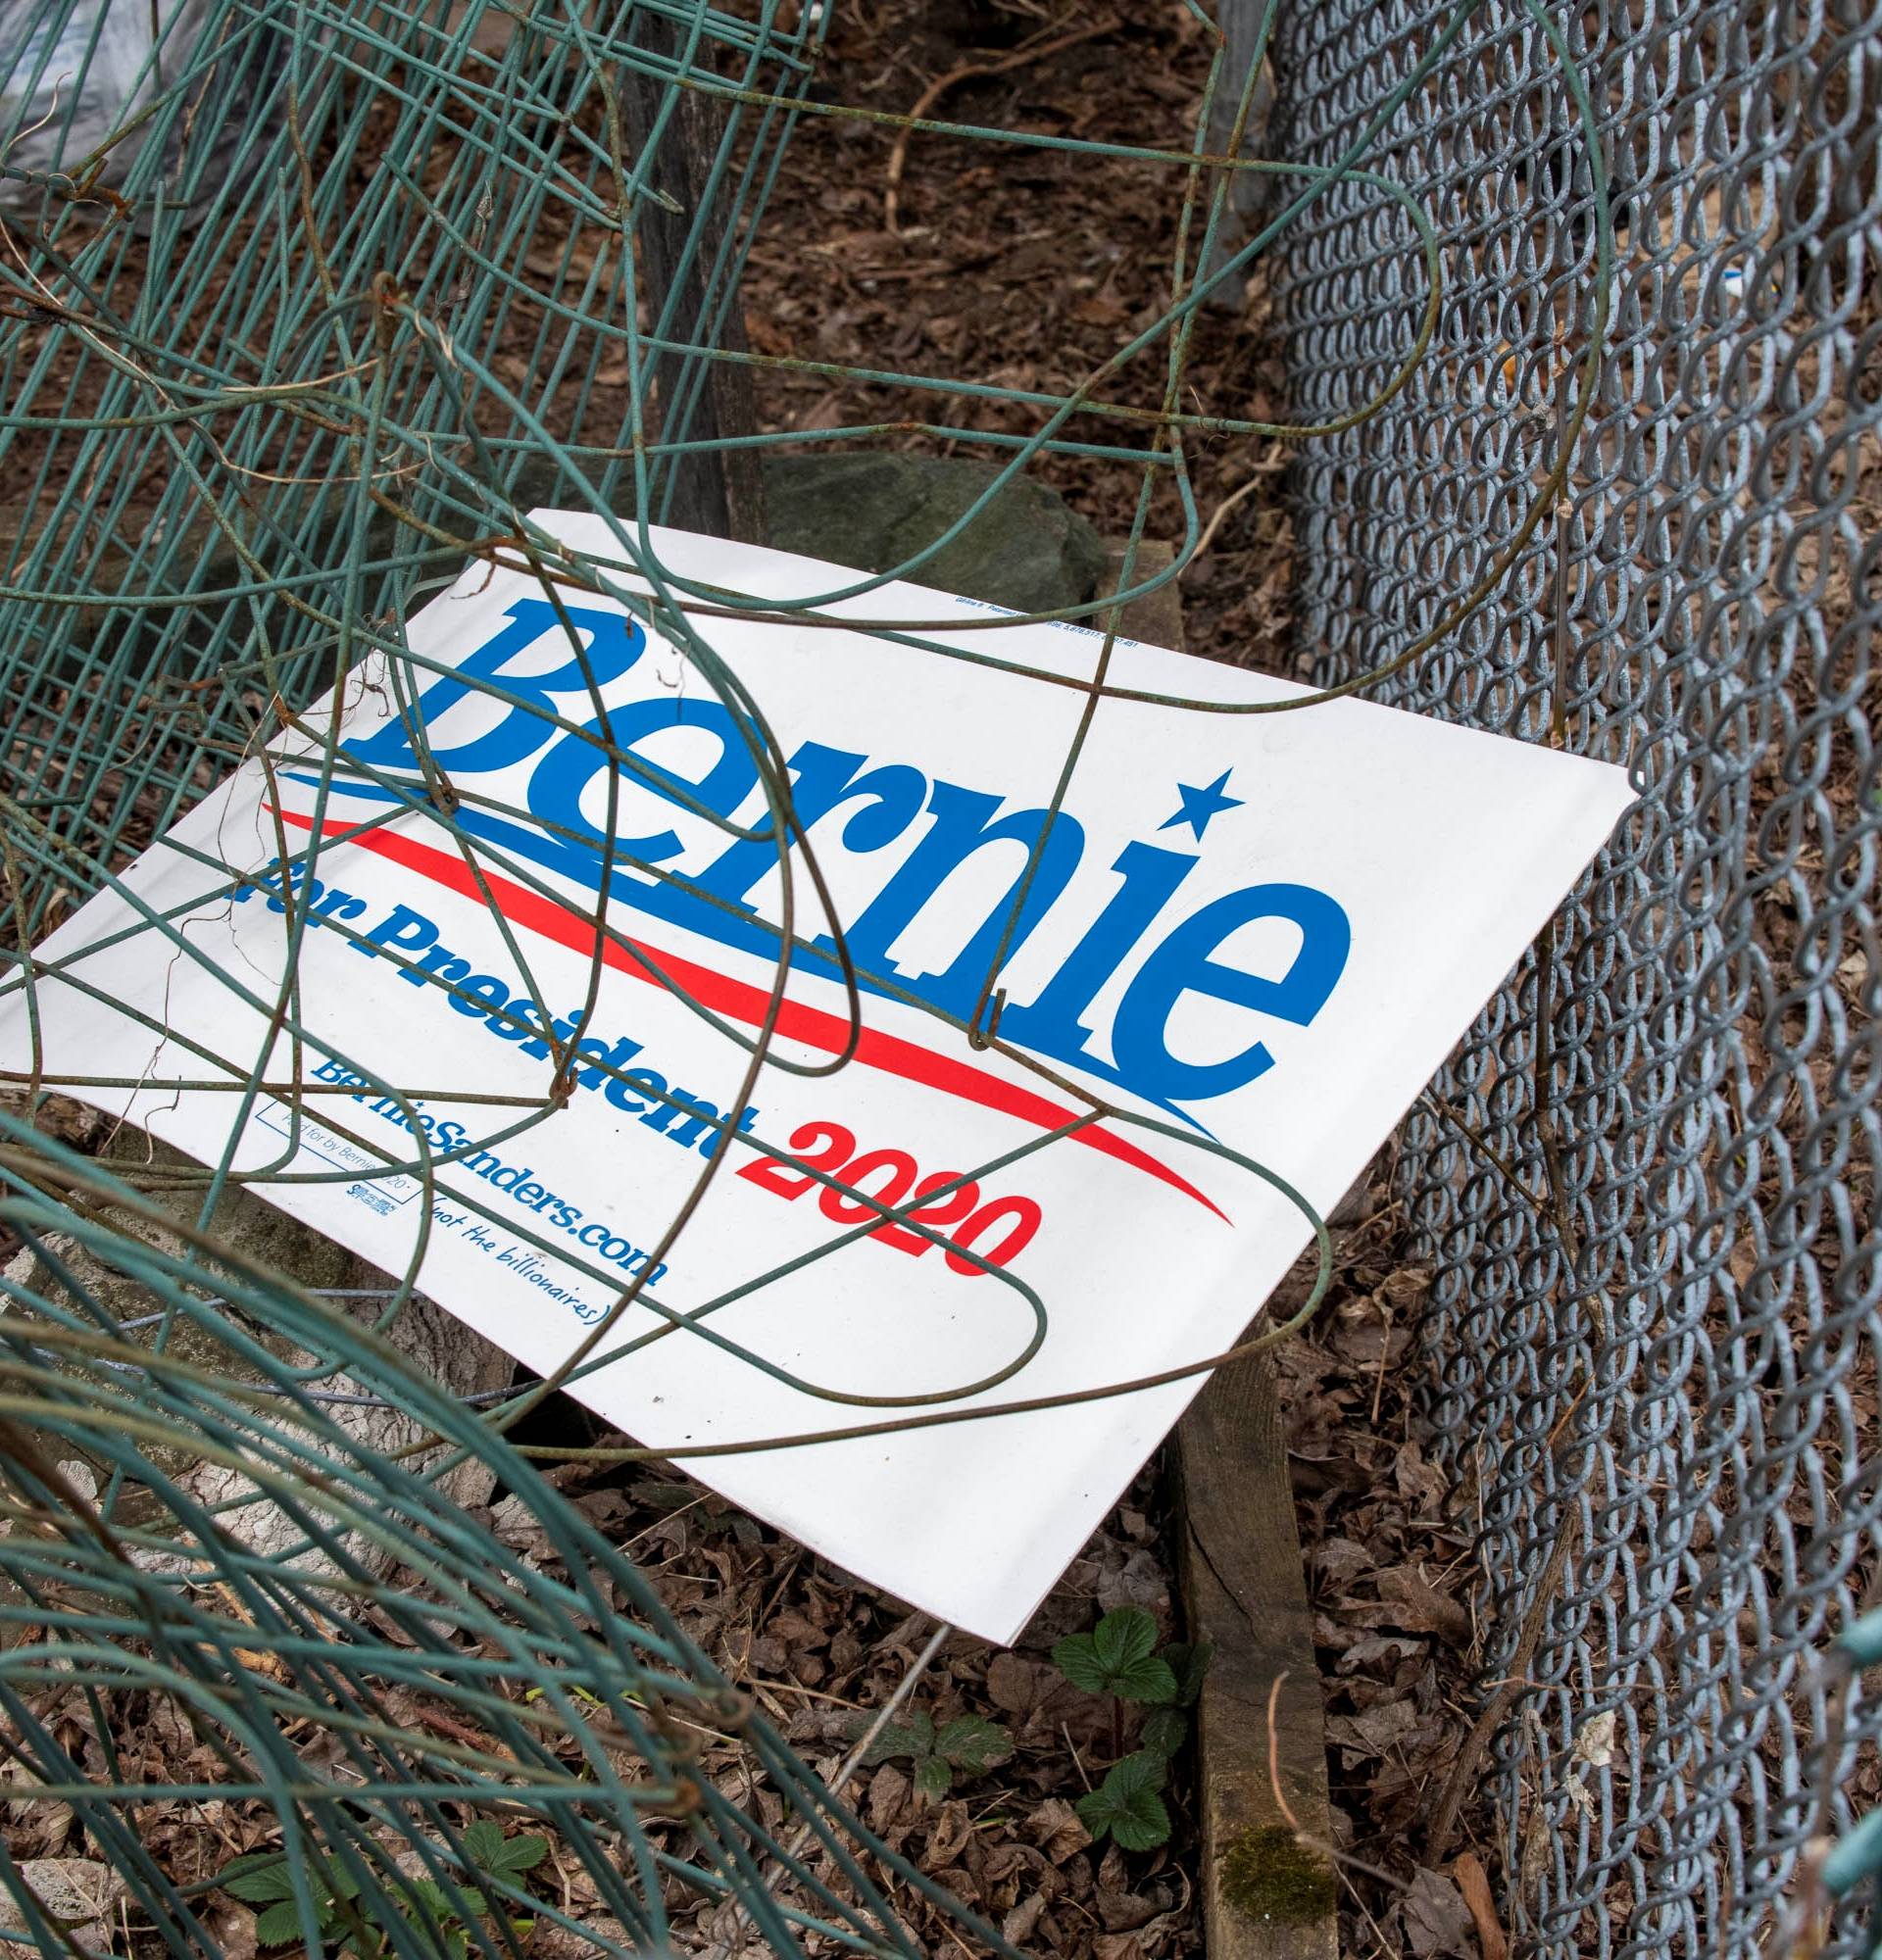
[
  {"x1": 0, "y1": 1120, "x2": 1016, "y2": 1959},
  {"x1": 0, "y1": 0, "x2": 1374, "y2": 1948}
]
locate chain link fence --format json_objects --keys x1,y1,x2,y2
[{"x1": 1266, "y1": 3, "x2": 1881, "y2": 1954}]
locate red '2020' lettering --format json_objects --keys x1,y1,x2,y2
[{"x1": 737, "y1": 1122, "x2": 1041, "y2": 1275}]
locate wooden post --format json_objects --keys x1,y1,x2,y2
[
  {"x1": 1200, "y1": 0, "x2": 1276, "y2": 307},
  {"x1": 1108, "y1": 540, "x2": 1339, "y2": 1958},
  {"x1": 1174, "y1": 1356, "x2": 1338, "y2": 1960},
  {"x1": 621, "y1": 21, "x2": 767, "y2": 545}
]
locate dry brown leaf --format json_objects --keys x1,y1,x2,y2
[
  {"x1": 1096, "y1": 1545, "x2": 1169, "y2": 1614},
  {"x1": 1450, "y1": 1852, "x2": 1509, "y2": 1960},
  {"x1": 926, "y1": 1798, "x2": 972, "y2": 1871},
  {"x1": 1377, "y1": 1567, "x2": 1472, "y2": 1644},
  {"x1": 533, "y1": 1920, "x2": 627, "y2": 1960},
  {"x1": 1096, "y1": 1884, "x2": 1160, "y2": 1933},
  {"x1": 1310, "y1": 1536, "x2": 1375, "y2": 1587},
  {"x1": 867, "y1": 1763, "x2": 910, "y2": 1835},
  {"x1": 985, "y1": 1650, "x2": 1039, "y2": 1715},
  {"x1": 1003, "y1": 1893, "x2": 1048, "y2": 1945},
  {"x1": 1326, "y1": 1697, "x2": 1420, "y2": 1763},
  {"x1": 1399, "y1": 1867, "x2": 1478, "y2": 1958},
  {"x1": 209, "y1": 1904, "x2": 260, "y2": 1960},
  {"x1": 0, "y1": 1858, "x2": 125, "y2": 1939},
  {"x1": 1027, "y1": 1796, "x2": 1092, "y2": 1864},
  {"x1": 1394, "y1": 1440, "x2": 1450, "y2": 1513},
  {"x1": 1336, "y1": 1633, "x2": 1427, "y2": 1674},
  {"x1": 1571, "y1": 1708, "x2": 1619, "y2": 1769},
  {"x1": 1376, "y1": 1267, "x2": 1434, "y2": 1311}
]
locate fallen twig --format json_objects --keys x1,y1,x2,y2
[
  {"x1": 1425, "y1": 1507, "x2": 1583, "y2": 1863},
  {"x1": 885, "y1": 20, "x2": 1122, "y2": 234}
]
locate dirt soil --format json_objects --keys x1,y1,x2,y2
[
  {"x1": 739, "y1": 0, "x2": 1298, "y2": 681},
  {"x1": 10, "y1": 0, "x2": 1876, "y2": 1949},
  {"x1": 486, "y1": 1165, "x2": 1490, "y2": 1960}
]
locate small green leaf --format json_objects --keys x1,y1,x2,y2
[
  {"x1": 254, "y1": 1899, "x2": 313, "y2": 1946},
  {"x1": 913, "y1": 1754, "x2": 954, "y2": 1800},
  {"x1": 1108, "y1": 1748, "x2": 1169, "y2": 1795},
  {"x1": 1090, "y1": 1608, "x2": 1159, "y2": 1677},
  {"x1": 1075, "y1": 1751, "x2": 1171, "y2": 1851},
  {"x1": 487, "y1": 1835, "x2": 550, "y2": 1879},
  {"x1": 1102, "y1": 1788, "x2": 1171, "y2": 1851},
  {"x1": 220, "y1": 1854, "x2": 299, "y2": 1905},
  {"x1": 1052, "y1": 1631, "x2": 1111, "y2": 1695},
  {"x1": 1055, "y1": 1611, "x2": 1175, "y2": 1701},
  {"x1": 1110, "y1": 1654, "x2": 1179, "y2": 1704},
  {"x1": 1139, "y1": 1704, "x2": 1188, "y2": 1756},
  {"x1": 850, "y1": 1711, "x2": 934, "y2": 1767},
  {"x1": 1162, "y1": 1641, "x2": 1213, "y2": 1708},
  {"x1": 459, "y1": 1820, "x2": 505, "y2": 1869},
  {"x1": 408, "y1": 1878, "x2": 459, "y2": 1922},
  {"x1": 934, "y1": 1715, "x2": 1015, "y2": 1776}
]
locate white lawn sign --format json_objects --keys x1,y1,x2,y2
[{"x1": 0, "y1": 516, "x2": 1633, "y2": 1642}]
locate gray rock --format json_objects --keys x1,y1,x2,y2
[{"x1": 759, "y1": 452, "x2": 1108, "y2": 615}]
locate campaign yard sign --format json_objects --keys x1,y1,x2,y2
[{"x1": 0, "y1": 517, "x2": 1634, "y2": 1642}]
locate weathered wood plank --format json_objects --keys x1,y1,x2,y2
[
  {"x1": 1106, "y1": 534, "x2": 1338, "y2": 1957},
  {"x1": 1199, "y1": 0, "x2": 1276, "y2": 307},
  {"x1": 1174, "y1": 1353, "x2": 1338, "y2": 1959},
  {"x1": 621, "y1": 19, "x2": 766, "y2": 545},
  {"x1": 1105, "y1": 539, "x2": 1186, "y2": 651}
]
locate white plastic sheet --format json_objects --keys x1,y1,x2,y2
[
  {"x1": 1, "y1": 0, "x2": 211, "y2": 210},
  {"x1": 0, "y1": 518, "x2": 1635, "y2": 1640}
]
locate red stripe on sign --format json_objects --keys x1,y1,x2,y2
[{"x1": 273, "y1": 807, "x2": 1228, "y2": 1220}]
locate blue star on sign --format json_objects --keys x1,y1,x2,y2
[{"x1": 1159, "y1": 769, "x2": 1244, "y2": 843}]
